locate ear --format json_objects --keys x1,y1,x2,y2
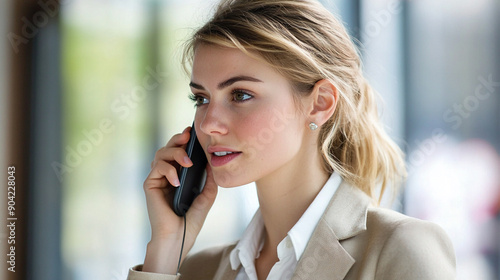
[{"x1": 308, "y1": 79, "x2": 338, "y2": 126}]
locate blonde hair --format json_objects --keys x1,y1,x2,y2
[{"x1": 183, "y1": 0, "x2": 406, "y2": 203}]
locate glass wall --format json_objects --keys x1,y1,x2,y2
[
  {"x1": 61, "y1": 1, "x2": 152, "y2": 278},
  {"x1": 402, "y1": 0, "x2": 500, "y2": 279}
]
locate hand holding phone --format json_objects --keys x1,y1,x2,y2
[
  {"x1": 142, "y1": 123, "x2": 216, "y2": 274},
  {"x1": 172, "y1": 123, "x2": 208, "y2": 216}
]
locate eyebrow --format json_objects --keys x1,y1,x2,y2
[{"x1": 189, "y1": 75, "x2": 263, "y2": 90}]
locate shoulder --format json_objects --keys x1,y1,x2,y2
[
  {"x1": 366, "y1": 207, "x2": 456, "y2": 279},
  {"x1": 366, "y1": 207, "x2": 451, "y2": 246},
  {"x1": 179, "y1": 242, "x2": 236, "y2": 279}
]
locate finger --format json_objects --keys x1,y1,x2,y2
[
  {"x1": 154, "y1": 147, "x2": 193, "y2": 169},
  {"x1": 165, "y1": 126, "x2": 191, "y2": 148},
  {"x1": 186, "y1": 164, "x2": 218, "y2": 221},
  {"x1": 200, "y1": 164, "x2": 218, "y2": 203},
  {"x1": 146, "y1": 160, "x2": 181, "y2": 188},
  {"x1": 142, "y1": 173, "x2": 171, "y2": 213},
  {"x1": 143, "y1": 184, "x2": 184, "y2": 237}
]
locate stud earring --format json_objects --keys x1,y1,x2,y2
[{"x1": 309, "y1": 122, "x2": 318, "y2": 130}]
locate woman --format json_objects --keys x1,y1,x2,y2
[{"x1": 128, "y1": 0, "x2": 456, "y2": 279}]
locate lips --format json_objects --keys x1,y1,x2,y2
[
  {"x1": 213, "y1": 151, "x2": 237, "y2": 156},
  {"x1": 207, "y1": 146, "x2": 242, "y2": 167}
]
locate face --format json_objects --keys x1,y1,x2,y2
[{"x1": 190, "y1": 44, "x2": 309, "y2": 187}]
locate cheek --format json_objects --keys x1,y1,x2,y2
[
  {"x1": 239, "y1": 107, "x2": 301, "y2": 156},
  {"x1": 236, "y1": 110, "x2": 276, "y2": 148}
]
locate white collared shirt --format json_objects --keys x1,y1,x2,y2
[{"x1": 229, "y1": 172, "x2": 342, "y2": 280}]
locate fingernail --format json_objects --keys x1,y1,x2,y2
[
  {"x1": 172, "y1": 178, "x2": 180, "y2": 186},
  {"x1": 184, "y1": 156, "x2": 192, "y2": 165}
]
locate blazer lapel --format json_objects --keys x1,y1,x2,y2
[
  {"x1": 291, "y1": 221, "x2": 354, "y2": 280},
  {"x1": 292, "y1": 181, "x2": 372, "y2": 280},
  {"x1": 213, "y1": 181, "x2": 372, "y2": 280}
]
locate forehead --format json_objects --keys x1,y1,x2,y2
[{"x1": 191, "y1": 44, "x2": 278, "y2": 84}]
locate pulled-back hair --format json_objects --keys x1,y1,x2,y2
[{"x1": 182, "y1": 0, "x2": 406, "y2": 203}]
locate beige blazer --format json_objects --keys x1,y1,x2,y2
[{"x1": 128, "y1": 182, "x2": 456, "y2": 280}]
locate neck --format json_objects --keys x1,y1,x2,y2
[{"x1": 255, "y1": 143, "x2": 329, "y2": 253}]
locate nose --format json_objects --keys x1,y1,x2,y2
[{"x1": 198, "y1": 103, "x2": 228, "y2": 136}]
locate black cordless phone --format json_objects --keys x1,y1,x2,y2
[{"x1": 172, "y1": 123, "x2": 208, "y2": 216}]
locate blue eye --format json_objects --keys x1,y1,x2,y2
[
  {"x1": 188, "y1": 94, "x2": 209, "y2": 107},
  {"x1": 233, "y1": 90, "x2": 253, "y2": 102}
]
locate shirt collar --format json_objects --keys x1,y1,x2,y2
[
  {"x1": 229, "y1": 209, "x2": 265, "y2": 272},
  {"x1": 229, "y1": 172, "x2": 342, "y2": 270},
  {"x1": 288, "y1": 172, "x2": 342, "y2": 260}
]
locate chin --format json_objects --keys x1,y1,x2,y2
[
  {"x1": 213, "y1": 177, "x2": 240, "y2": 188},
  {"x1": 213, "y1": 172, "x2": 251, "y2": 188}
]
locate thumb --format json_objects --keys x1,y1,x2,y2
[{"x1": 186, "y1": 164, "x2": 218, "y2": 227}]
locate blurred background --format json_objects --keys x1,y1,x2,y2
[{"x1": 1, "y1": 0, "x2": 499, "y2": 279}]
